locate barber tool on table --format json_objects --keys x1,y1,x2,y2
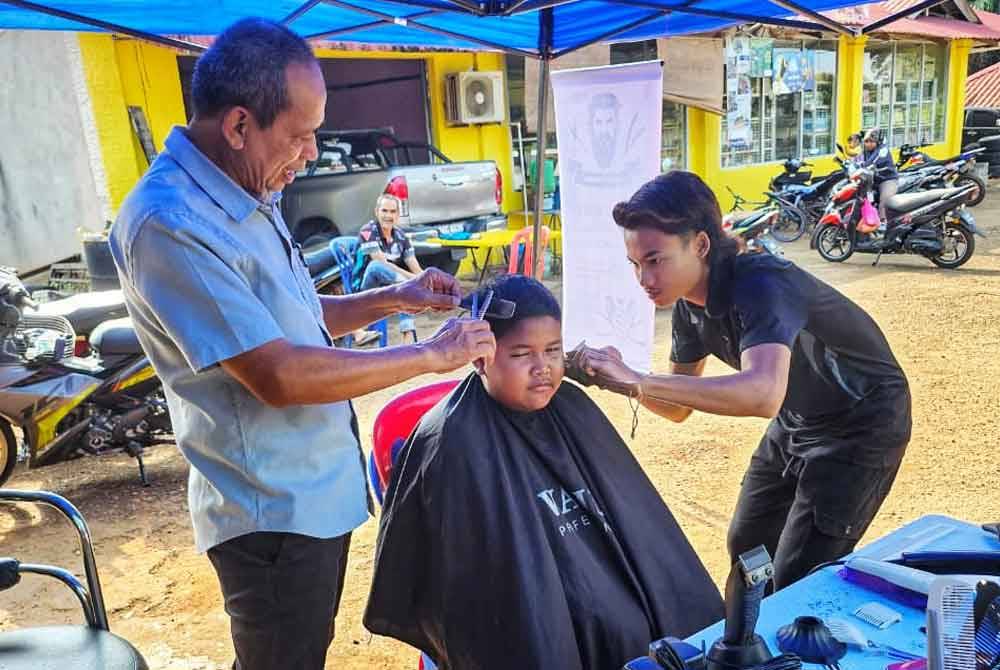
[{"x1": 625, "y1": 546, "x2": 800, "y2": 670}]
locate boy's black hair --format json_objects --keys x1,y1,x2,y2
[{"x1": 473, "y1": 274, "x2": 560, "y2": 341}]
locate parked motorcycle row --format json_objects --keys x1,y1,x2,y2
[{"x1": 728, "y1": 138, "x2": 986, "y2": 269}]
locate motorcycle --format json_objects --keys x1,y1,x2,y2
[
  {"x1": 0, "y1": 267, "x2": 170, "y2": 487},
  {"x1": 29, "y1": 289, "x2": 129, "y2": 357},
  {"x1": 896, "y1": 142, "x2": 986, "y2": 207},
  {"x1": 727, "y1": 185, "x2": 809, "y2": 245},
  {"x1": 768, "y1": 159, "x2": 847, "y2": 239},
  {"x1": 810, "y1": 162, "x2": 983, "y2": 269},
  {"x1": 722, "y1": 205, "x2": 784, "y2": 256},
  {"x1": 0, "y1": 489, "x2": 149, "y2": 668}
]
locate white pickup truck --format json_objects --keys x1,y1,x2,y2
[{"x1": 281, "y1": 129, "x2": 507, "y2": 275}]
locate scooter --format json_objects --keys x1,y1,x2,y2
[
  {"x1": 0, "y1": 267, "x2": 170, "y2": 487},
  {"x1": 0, "y1": 489, "x2": 149, "y2": 668},
  {"x1": 810, "y1": 163, "x2": 983, "y2": 269},
  {"x1": 896, "y1": 142, "x2": 986, "y2": 207}
]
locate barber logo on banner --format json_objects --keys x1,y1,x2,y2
[{"x1": 551, "y1": 61, "x2": 661, "y2": 372}]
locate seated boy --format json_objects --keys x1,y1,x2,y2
[{"x1": 364, "y1": 275, "x2": 723, "y2": 670}]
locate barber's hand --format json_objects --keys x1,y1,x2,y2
[
  {"x1": 566, "y1": 344, "x2": 642, "y2": 396},
  {"x1": 423, "y1": 318, "x2": 496, "y2": 373},
  {"x1": 395, "y1": 268, "x2": 462, "y2": 313}
]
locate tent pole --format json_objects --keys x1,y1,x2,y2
[
  {"x1": 531, "y1": 56, "x2": 550, "y2": 280},
  {"x1": 530, "y1": 8, "x2": 554, "y2": 280}
]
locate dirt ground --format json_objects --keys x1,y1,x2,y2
[{"x1": 2, "y1": 193, "x2": 1000, "y2": 669}]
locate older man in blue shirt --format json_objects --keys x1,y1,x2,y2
[{"x1": 110, "y1": 18, "x2": 495, "y2": 670}]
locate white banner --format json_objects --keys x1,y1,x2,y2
[{"x1": 551, "y1": 61, "x2": 661, "y2": 372}]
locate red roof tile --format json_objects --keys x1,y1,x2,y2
[
  {"x1": 817, "y1": 2, "x2": 1000, "y2": 41},
  {"x1": 967, "y1": 61, "x2": 1000, "y2": 108}
]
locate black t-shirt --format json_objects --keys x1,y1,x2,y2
[
  {"x1": 671, "y1": 252, "x2": 910, "y2": 463},
  {"x1": 358, "y1": 220, "x2": 414, "y2": 269}
]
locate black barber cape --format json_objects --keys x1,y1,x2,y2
[{"x1": 364, "y1": 374, "x2": 723, "y2": 669}]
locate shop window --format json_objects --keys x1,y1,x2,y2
[
  {"x1": 862, "y1": 41, "x2": 947, "y2": 146},
  {"x1": 721, "y1": 39, "x2": 837, "y2": 168}
]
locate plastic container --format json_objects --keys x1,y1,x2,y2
[{"x1": 81, "y1": 234, "x2": 119, "y2": 291}]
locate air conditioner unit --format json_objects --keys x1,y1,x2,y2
[{"x1": 444, "y1": 71, "x2": 505, "y2": 125}]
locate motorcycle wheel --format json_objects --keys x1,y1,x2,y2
[
  {"x1": 930, "y1": 224, "x2": 975, "y2": 269},
  {"x1": 0, "y1": 420, "x2": 17, "y2": 487},
  {"x1": 771, "y1": 206, "x2": 807, "y2": 243},
  {"x1": 954, "y1": 174, "x2": 986, "y2": 207},
  {"x1": 815, "y1": 224, "x2": 855, "y2": 262}
]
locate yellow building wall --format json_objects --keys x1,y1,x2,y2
[
  {"x1": 78, "y1": 34, "x2": 142, "y2": 213},
  {"x1": 114, "y1": 39, "x2": 188, "y2": 158},
  {"x1": 945, "y1": 39, "x2": 973, "y2": 157},
  {"x1": 78, "y1": 35, "x2": 187, "y2": 212},
  {"x1": 837, "y1": 34, "x2": 867, "y2": 144}
]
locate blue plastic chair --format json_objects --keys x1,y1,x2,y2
[{"x1": 330, "y1": 236, "x2": 388, "y2": 348}]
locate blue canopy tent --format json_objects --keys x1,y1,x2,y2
[{"x1": 0, "y1": 0, "x2": 953, "y2": 272}]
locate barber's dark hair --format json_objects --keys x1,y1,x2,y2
[
  {"x1": 474, "y1": 274, "x2": 561, "y2": 341},
  {"x1": 192, "y1": 18, "x2": 317, "y2": 129},
  {"x1": 612, "y1": 171, "x2": 740, "y2": 264}
]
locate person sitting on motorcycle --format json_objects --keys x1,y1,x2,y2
[
  {"x1": 365, "y1": 274, "x2": 724, "y2": 670},
  {"x1": 859, "y1": 129, "x2": 899, "y2": 230},
  {"x1": 845, "y1": 132, "x2": 862, "y2": 160}
]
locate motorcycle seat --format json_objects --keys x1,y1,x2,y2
[
  {"x1": 303, "y1": 244, "x2": 336, "y2": 277},
  {"x1": 89, "y1": 318, "x2": 143, "y2": 357},
  {"x1": 884, "y1": 188, "x2": 964, "y2": 214},
  {"x1": 34, "y1": 290, "x2": 127, "y2": 336},
  {"x1": 0, "y1": 624, "x2": 148, "y2": 669},
  {"x1": 782, "y1": 183, "x2": 817, "y2": 196}
]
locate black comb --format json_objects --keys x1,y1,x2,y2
[{"x1": 459, "y1": 294, "x2": 516, "y2": 319}]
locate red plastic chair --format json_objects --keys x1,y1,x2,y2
[
  {"x1": 370, "y1": 381, "x2": 458, "y2": 670},
  {"x1": 507, "y1": 225, "x2": 551, "y2": 279},
  {"x1": 370, "y1": 379, "x2": 460, "y2": 502}
]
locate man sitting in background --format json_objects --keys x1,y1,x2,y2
[{"x1": 352, "y1": 194, "x2": 423, "y2": 344}]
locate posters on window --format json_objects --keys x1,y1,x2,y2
[
  {"x1": 725, "y1": 36, "x2": 753, "y2": 151},
  {"x1": 727, "y1": 91, "x2": 752, "y2": 149},
  {"x1": 728, "y1": 36, "x2": 751, "y2": 75},
  {"x1": 750, "y1": 38, "x2": 774, "y2": 77},
  {"x1": 802, "y1": 50, "x2": 816, "y2": 92},
  {"x1": 773, "y1": 49, "x2": 816, "y2": 95}
]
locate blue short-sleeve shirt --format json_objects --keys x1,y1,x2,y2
[{"x1": 110, "y1": 127, "x2": 370, "y2": 552}]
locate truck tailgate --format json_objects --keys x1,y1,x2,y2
[{"x1": 401, "y1": 162, "x2": 499, "y2": 226}]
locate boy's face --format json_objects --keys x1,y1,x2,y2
[{"x1": 481, "y1": 316, "x2": 564, "y2": 412}]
